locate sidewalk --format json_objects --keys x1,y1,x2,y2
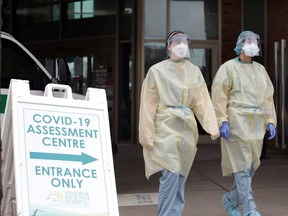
[{"x1": 113, "y1": 143, "x2": 288, "y2": 216}]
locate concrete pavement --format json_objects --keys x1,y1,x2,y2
[{"x1": 113, "y1": 143, "x2": 288, "y2": 216}]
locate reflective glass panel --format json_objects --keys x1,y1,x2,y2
[
  {"x1": 120, "y1": 0, "x2": 133, "y2": 40},
  {"x1": 64, "y1": 56, "x2": 88, "y2": 95},
  {"x1": 91, "y1": 54, "x2": 113, "y2": 97},
  {"x1": 243, "y1": 0, "x2": 264, "y2": 39},
  {"x1": 2, "y1": 10, "x2": 11, "y2": 32},
  {"x1": 67, "y1": 0, "x2": 116, "y2": 20},
  {"x1": 118, "y1": 43, "x2": 132, "y2": 140},
  {"x1": 144, "y1": 42, "x2": 166, "y2": 74},
  {"x1": 189, "y1": 48, "x2": 212, "y2": 90},
  {"x1": 15, "y1": 0, "x2": 59, "y2": 6},
  {"x1": 3, "y1": 1, "x2": 9, "y2": 7},
  {"x1": 170, "y1": 0, "x2": 218, "y2": 40},
  {"x1": 68, "y1": 0, "x2": 94, "y2": 19},
  {"x1": 145, "y1": 0, "x2": 167, "y2": 39},
  {"x1": 16, "y1": 5, "x2": 60, "y2": 25}
]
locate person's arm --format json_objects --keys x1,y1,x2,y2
[
  {"x1": 211, "y1": 64, "x2": 230, "y2": 127},
  {"x1": 263, "y1": 68, "x2": 277, "y2": 140},
  {"x1": 139, "y1": 70, "x2": 159, "y2": 149},
  {"x1": 263, "y1": 70, "x2": 277, "y2": 127},
  {"x1": 192, "y1": 68, "x2": 219, "y2": 140}
]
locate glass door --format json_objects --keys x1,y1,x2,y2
[
  {"x1": 118, "y1": 43, "x2": 132, "y2": 142},
  {"x1": 37, "y1": 49, "x2": 116, "y2": 143},
  {"x1": 90, "y1": 54, "x2": 115, "y2": 140},
  {"x1": 189, "y1": 43, "x2": 219, "y2": 144}
]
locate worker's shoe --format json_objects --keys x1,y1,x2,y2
[{"x1": 222, "y1": 193, "x2": 241, "y2": 216}]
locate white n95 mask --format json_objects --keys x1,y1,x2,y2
[
  {"x1": 171, "y1": 43, "x2": 189, "y2": 59},
  {"x1": 242, "y1": 43, "x2": 260, "y2": 57}
]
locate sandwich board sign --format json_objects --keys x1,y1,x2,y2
[{"x1": 1, "y1": 79, "x2": 119, "y2": 216}]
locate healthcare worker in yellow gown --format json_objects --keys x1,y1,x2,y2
[
  {"x1": 139, "y1": 31, "x2": 220, "y2": 216},
  {"x1": 212, "y1": 30, "x2": 277, "y2": 216}
]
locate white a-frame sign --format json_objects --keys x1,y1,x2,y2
[{"x1": 1, "y1": 79, "x2": 119, "y2": 216}]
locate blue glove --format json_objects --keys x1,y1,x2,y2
[
  {"x1": 267, "y1": 123, "x2": 276, "y2": 140},
  {"x1": 220, "y1": 122, "x2": 230, "y2": 140}
]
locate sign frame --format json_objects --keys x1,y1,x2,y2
[{"x1": 6, "y1": 80, "x2": 119, "y2": 216}]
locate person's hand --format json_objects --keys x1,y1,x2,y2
[
  {"x1": 267, "y1": 123, "x2": 276, "y2": 140},
  {"x1": 220, "y1": 122, "x2": 230, "y2": 140}
]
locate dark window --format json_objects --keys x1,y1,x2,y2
[{"x1": 1, "y1": 38, "x2": 51, "y2": 90}]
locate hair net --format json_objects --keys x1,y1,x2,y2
[{"x1": 234, "y1": 31, "x2": 260, "y2": 55}]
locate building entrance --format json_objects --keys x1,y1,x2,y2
[
  {"x1": 189, "y1": 43, "x2": 219, "y2": 144},
  {"x1": 36, "y1": 46, "x2": 117, "y2": 144}
]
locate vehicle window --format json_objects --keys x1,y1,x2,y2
[{"x1": 1, "y1": 38, "x2": 51, "y2": 90}]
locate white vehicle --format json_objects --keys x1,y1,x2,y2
[
  {"x1": 0, "y1": 31, "x2": 85, "y2": 215},
  {"x1": 1, "y1": 31, "x2": 85, "y2": 114},
  {"x1": 1, "y1": 32, "x2": 54, "y2": 83}
]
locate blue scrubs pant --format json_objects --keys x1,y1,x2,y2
[
  {"x1": 228, "y1": 168, "x2": 257, "y2": 216},
  {"x1": 158, "y1": 169, "x2": 187, "y2": 216}
]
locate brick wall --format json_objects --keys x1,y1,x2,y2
[{"x1": 221, "y1": 0, "x2": 242, "y2": 63}]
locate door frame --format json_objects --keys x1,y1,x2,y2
[{"x1": 190, "y1": 41, "x2": 219, "y2": 144}]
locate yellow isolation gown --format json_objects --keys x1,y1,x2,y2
[
  {"x1": 212, "y1": 58, "x2": 277, "y2": 176},
  {"x1": 139, "y1": 59, "x2": 219, "y2": 179}
]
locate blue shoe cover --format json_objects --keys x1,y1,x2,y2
[
  {"x1": 249, "y1": 211, "x2": 261, "y2": 216},
  {"x1": 222, "y1": 193, "x2": 241, "y2": 216}
]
